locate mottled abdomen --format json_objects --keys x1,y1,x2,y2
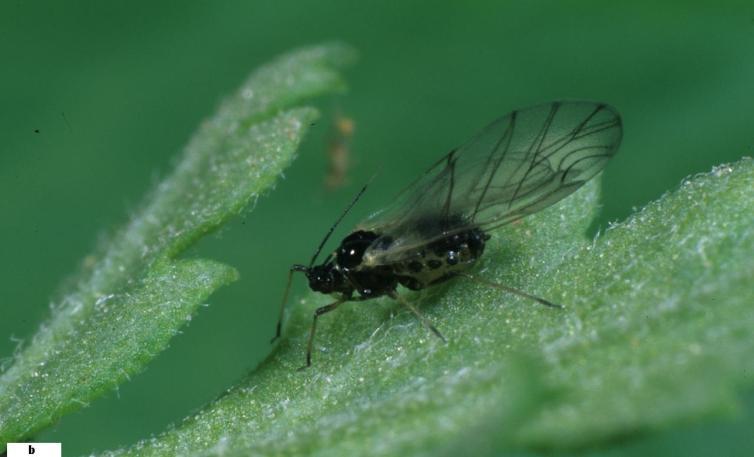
[{"x1": 392, "y1": 227, "x2": 488, "y2": 290}]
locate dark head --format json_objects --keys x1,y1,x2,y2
[{"x1": 304, "y1": 263, "x2": 345, "y2": 294}]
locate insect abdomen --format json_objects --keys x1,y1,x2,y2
[{"x1": 393, "y1": 227, "x2": 488, "y2": 290}]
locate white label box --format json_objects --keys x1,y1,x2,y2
[{"x1": 7, "y1": 443, "x2": 61, "y2": 457}]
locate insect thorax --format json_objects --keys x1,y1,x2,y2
[{"x1": 333, "y1": 230, "x2": 398, "y2": 298}]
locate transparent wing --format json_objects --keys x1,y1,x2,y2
[{"x1": 359, "y1": 100, "x2": 622, "y2": 265}]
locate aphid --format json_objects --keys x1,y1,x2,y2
[{"x1": 273, "y1": 101, "x2": 622, "y2": 367}]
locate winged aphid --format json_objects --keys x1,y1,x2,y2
[{"x1": 272, "y1": 100, "x2": 623, "y2": 367}]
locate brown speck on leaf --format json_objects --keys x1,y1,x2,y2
[{"x1": 324, "y1": 111, "x2": 355, "y2": 190}]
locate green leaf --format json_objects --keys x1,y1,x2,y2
[
  {"x1": 0, "y1": 43, "x2": 355, "y2": 445},
  {"x1": 93, "y1": 157, "x2": 754, "y2": 456}
]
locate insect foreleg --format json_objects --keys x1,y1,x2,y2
[
  {"x1": 457, "y1": 273, "x2": 562, "y2": 309},
  {"x1": 272, "y1": 264, "x2": 308, "y2": 343},
  {"x1": 387, "y1": 290, "x2": 446, "y2": 342}
]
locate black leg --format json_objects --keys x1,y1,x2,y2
[
  {"x1": 458, "y1": 273, "x2": 562, "y2": 309},
  {"x1": 388, "y1": 290, "x2": 446, "y2": 342},
  {"x1": 300, "y1": 298, "x2": 346, "y2": 369},
  {"x1": 271, "y1": 265, "x2": 307, "y2": 343}
]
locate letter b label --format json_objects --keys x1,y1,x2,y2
[{"x1": 6, "y1": 443, "x2": 60, "y2": 457}]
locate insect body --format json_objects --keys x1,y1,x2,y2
[
  {"x1": 308, "y1": 221, "x2": 488, "y2": 297},
  {"x1": 273, "y1": 101, "x2": 623, "y2": 367}
]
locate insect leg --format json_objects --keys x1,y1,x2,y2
[
  {"x1": 458, "y1": 273, "x2": 562, "y2": 309},
  {"x1": 301, "y1": 298, "x2": 346, "y2": 369},
  {"x1": 271, "y1": 264, "x2": 308, "y2": 343},
  {"x1": 387, "y1": 290, "x2": 446, "y2": 342}
]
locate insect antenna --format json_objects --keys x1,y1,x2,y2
[
  {"x1": 308, "y1": 181, "x2": 370, "y2": 268},
  {"x1": 272, "y1": 178, "x2": 374, "y2": 344}
]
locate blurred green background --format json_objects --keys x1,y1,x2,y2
[{"x1": 2, "y1": 1, "x2": 753, "y2": 455}]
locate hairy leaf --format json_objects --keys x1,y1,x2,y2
[
  {"x1": 97, "y1": 157, "x2": 754, "y2": 456},
  {"x1": 0, "y1": 43, "x2": 355, "y2": 445}
]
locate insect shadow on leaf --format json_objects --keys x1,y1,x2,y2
[{"x1": 271, "y1": 100, "x2": 623, "y2": 368}]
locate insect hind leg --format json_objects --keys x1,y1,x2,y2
[{"x1": 458, "y1": 272, "x2": 562, "y2": 309}]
